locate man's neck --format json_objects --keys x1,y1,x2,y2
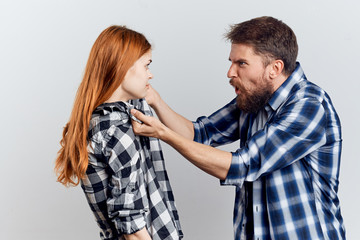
[{"x1": 271, "y1": 74, "x2": 289, "y2": 93}]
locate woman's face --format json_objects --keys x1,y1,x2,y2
[{"x1": 120, "y1": 50, "x2": 153, "y2": 101}]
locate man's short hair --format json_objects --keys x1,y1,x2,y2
[{"x1": 226, "y1": 16, "x2": 298, "y2": 76}]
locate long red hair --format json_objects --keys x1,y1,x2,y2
[{"x1": 55, "y1": 26, "x2": 151, "y2": 186}]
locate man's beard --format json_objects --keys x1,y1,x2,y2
[{"x1": 236, "y1": 81, "x2": 273, "y2": 114}]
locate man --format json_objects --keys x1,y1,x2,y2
[{"x1": 131, "y1": 16, "x2": 346, "y2": 239}]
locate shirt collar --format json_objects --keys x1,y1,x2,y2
[
  {"x1": 267, "y1": 62, "x2": 304, "y2": 111},
  {"x1": 96, "y1": 100, "x2": 139, "y2": 113}
]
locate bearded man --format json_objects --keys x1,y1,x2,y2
[{"x1": 131, "y1": 16, "x2": 346, "y2": 240}]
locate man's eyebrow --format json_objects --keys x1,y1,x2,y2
[
  {"x1": 148, "y1": 59, "x2": 153, "y2": 63},
  {"x1": 229, "y1": 58, "x2": 247, "y2": 63}
]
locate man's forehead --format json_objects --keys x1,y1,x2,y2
[{"x1": 229, "y1": 43, "x2": 256, "y2": 59}]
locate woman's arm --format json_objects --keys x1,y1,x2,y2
[
  {"x1": 104, "y1": 126, "x2": 149, "y2": 236},
  {"x1": 124, "y1": 228, "x2": 151, "y2": 240}
]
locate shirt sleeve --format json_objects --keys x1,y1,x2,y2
[
  {"x1": 81, "y1": 155, "x2": 120, "y2": 240},
  {"x1": 222, "y1": 97, "x2": 327, "y2": 187},
  {"x1": 103, "y1": 124, "x2": 148, "y2": 235},
  {"x1": 193, "y1": 98, "x2": 240, "y2": 146}
]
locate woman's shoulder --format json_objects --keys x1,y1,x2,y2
[{"x1": 88, "y1": 101, "x2": 132, "y2": 144}]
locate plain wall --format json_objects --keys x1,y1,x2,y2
[{"x1": 1, "y1": 0, "x2": 359, "y2": 239}]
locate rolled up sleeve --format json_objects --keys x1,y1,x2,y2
[
  {"x1": 220, "y1": 151, "x2": 248, "y2": 188},
  {"x1": 193, "y1": 98, "x2": 240, "y2": 147},
  {"x1": 104, "y1": 125, "x2": 148, "y2": 235},
  {"x1": 223, "y1": 97, "x2": 327, "y2": 185}
]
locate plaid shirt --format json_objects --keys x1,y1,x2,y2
[
  {"x1": 81, "y1": 99, "x2": 183, "y2": 240},
  {"x1": 193, "y1": 63, "x2": 345, "y2": 240}
]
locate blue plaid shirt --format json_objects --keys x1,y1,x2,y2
[{"x1": 193, "y1": 63, "x2": 345, "y2": 240}]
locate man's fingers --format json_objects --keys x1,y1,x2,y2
[
  {"x1": 131, "y1": 109, "x2": 146, "y2": 122},
  {"x1": 131, "y1": 110, "x2": 152, "y2": 136},
  {"x1": 130, "y1": 109, "x2": 154, "y2": 129},
  {"x1": 130, "y1": 108, "x2": 139, "y2": 116}
]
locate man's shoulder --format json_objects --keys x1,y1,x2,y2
[{"x1": 287, "y1": 78, "x2": 326, "y2": 104}]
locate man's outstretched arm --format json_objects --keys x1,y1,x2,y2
[
  {"x1": 131, "y1": 109, "x2": 232, "y2": 180},
  {"x1": 145, "y1": 85, "x2": 194, "y2": 140}
]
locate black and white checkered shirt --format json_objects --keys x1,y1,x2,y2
[{"x1": 81, "y1": 99, "x2": 183, "y2": 240}]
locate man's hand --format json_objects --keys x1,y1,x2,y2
[
  {"x1": 143, "y1": 85, "x2": 195, "y2": 140},
  {"x1": 131, "y1": 109, "x2": 166, "y2": 139},
  {"x1": 145, "y1": 84, "x2": 161, "y2": 109}
]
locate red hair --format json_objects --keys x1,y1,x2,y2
[{"x1": 55, "y1": 26, "x2": 151, "y2": 186}]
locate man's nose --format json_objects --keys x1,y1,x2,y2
[{"x1": 227, "y1": 64, "x2": 236, "y2": 79}]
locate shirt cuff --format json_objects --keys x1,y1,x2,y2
[
  {"x1": 220, "y1": 151, "x2": 248, "y2": 187},
  {"x1": 192, "y1": 116, "x2": 211, "y2": 144},
  {"x1": 192, "y1": 121, "x2": 200, "y2": 142},
  {"x1": 114, "y1": 213, "x2": 147, "y2": 235}
]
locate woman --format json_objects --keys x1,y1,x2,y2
[{"x1": 55, "y1": 26, "x2": 183, "y2": 240}]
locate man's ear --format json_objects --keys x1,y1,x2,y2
[{"x1": 269, "y1": 60, "x2": 285, "y2": 79}]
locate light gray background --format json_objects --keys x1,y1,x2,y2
[{"x1": 1, "y1": 0, "x2": 359, "y2": 239}]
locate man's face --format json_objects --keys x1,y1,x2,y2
[{"x1": 227, "y1": 43, "x2": 273, "y2": 113}]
